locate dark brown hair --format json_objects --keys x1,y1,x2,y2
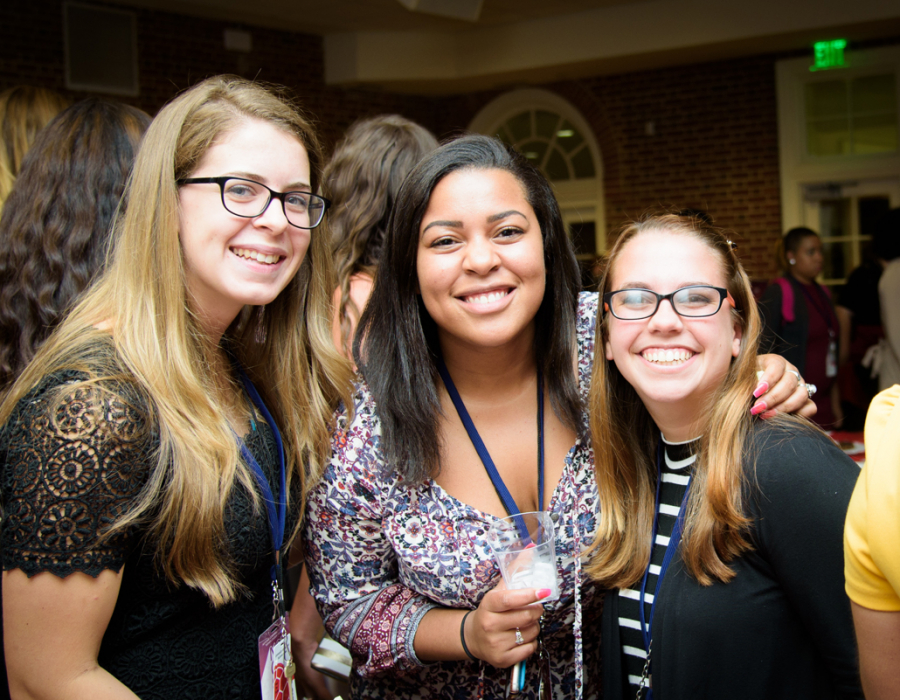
[
  {"x1": 325, "y1": 115, "x2": 437, "y2": 354},
  {"x1": 0, "y1": 98, "x2": 151, "y2": 390}
]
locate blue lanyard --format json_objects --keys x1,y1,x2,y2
[
  {"x1": 237, "y1": 369, "x2": 287, "y2": 583},
  {"x1": 437, "y1": 359, "x2": 544, "y2": 533},
  {"x1": 637, "y1": 438, "x2": 692, "y2": 695}
]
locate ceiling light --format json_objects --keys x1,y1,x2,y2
[{"x1": 395, "y1": 0, "x2": 483, "y2": 22}]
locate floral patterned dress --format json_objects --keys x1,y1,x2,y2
[{"x1": 304, "y1": 293, "x2": 603, "y2": 700}]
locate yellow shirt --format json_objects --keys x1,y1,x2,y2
[{"x1": 845, "y1": 384, "x2": 900, "y2": 610}]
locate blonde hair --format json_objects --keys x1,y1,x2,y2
[
  {"x1": 586, "y1": 213, "x2": 770, "y2": 588},
  {"x1": 0, "y1": 75, "x2": 352, "y2": 606},
  {"x1": 0, "y1": 86, "x2": 69, "y2": 210}
]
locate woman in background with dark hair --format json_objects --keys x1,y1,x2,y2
[
  {"x1": 0, "y1": 98, "x2": 151, "y2": 391},
  {"x1": 760, "y1": 226, "x2": 842, "y2": 428},
  {"x1": 326, "y1": 114, "x2": 438, "y2": 357}
]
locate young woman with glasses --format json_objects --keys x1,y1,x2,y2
[
  {"x1": 587, "y1": 214, "x2": 862, "y2": 699},
  {"x1": 0, "y1": 75, "x2": 351, "y2": 699},
  {"x1": 302, "y1": 138, "x2": 813, "y2": 700}
]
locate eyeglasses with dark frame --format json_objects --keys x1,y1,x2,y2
[
  {"x1": 603, "y1": 285, "x2": 735, "y2": 320},
  {"x1": 177, "y1": 176, "x2": 330, "y2": 229}
]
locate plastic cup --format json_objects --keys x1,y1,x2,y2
[{"x1": 486, "y1": 511, "x2": 560, "y2": 602}]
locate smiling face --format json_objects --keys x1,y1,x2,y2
[
  {"x1": 416, "y1": 167, "x2": 546, "y2": 358},
  {"x1": 604, "y1": 229, "x2": 742, "y2": 440},
  {"x1": 178, "y1": 117, "x2": 311, "y2": 337}
]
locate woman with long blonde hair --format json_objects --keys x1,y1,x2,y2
[
  {"x1": 1, "y1": 75, "x2": 351, "y2": 699},
  {"x1": 587, "y1": 213, "x2": 861, "y2": 699}
]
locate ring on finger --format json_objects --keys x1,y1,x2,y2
[
  {"x1": 515, "y1": 627, "x2": 524, "y2": 646},
  {"x1": 805, "y1": 383, "x2": 817, "y2": 399},
  {"x1": 787, "y1": 369, "x2": 802, "y2": 386}
]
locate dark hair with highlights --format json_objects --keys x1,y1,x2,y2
[
  {"x1": 0, "y1": 98, "x2": 151, "y2": 390},
  {"x1": 354, "y1": 133, "x2": 582, "y2": 483}
]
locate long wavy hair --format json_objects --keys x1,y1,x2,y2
[
  {"x1": 0, "y1": 98, "x2": 151, "y2": 390},
  {"x1": 0, "y1": 76, "x2": 353, "y2": 606},
  {"x1": 586, "y1": 213, "x2": 777, "y2": 588},
  {"x1": 354, "y1": 134, "x2": 582, "y2": 483},
  {"x1": 324, "y1": 115, "x2": 437, "y2": 355},
  {"x1": 0, "y1": 86, "x2": 70, "y2": 210}
]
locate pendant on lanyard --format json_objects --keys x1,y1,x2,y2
[
  {"x1": 635, "y1": 438, "x2": 692, "y2": 700},
  {"x1": 438, "y1": 359, "x2": 550, "y2": 700},
  {"x1": 236, "y1": 370, "x2": 298, "y2": 700}
]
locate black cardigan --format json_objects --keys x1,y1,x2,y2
[{"x1": 600, "y1": 421, "x2": 863, "y2": 700}]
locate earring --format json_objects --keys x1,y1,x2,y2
[{"x1": 789, "y1": 259, "x2": 796, "y2": 265}]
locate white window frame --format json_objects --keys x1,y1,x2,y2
[
  {"x1": 776, "y1": 44, "x2": 900, "y2": 230},
  {"x1": 468, "y1": 89, "x2": 605, "y2": 255}
]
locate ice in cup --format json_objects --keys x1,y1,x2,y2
[{"x1": 486, "y1": 511, "x2": 560, "y2": 602}]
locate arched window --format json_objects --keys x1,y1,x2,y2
[{"x1": 469, "y1": 89, "x2": 604, "y2": 287}]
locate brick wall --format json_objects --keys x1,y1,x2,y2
[
  {"x1": 3, "y1": 1, "x2": 898, "y2": 280},
  {"x1": 426, "y1": 57, "x2": 789, "y2": 280},
  {"x1": 0, "y1": 0, "x2": 442, "y2": 151}
]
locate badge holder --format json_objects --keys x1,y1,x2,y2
[{"x1": 258, "y1": 564, "x2": 298, "y2": 700}]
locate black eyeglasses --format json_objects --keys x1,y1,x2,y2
[
  {"x1": 177, "y1": 176, "x2": 330, "y2": 229},
  {"x1": 603, "y1": 285, "x2": 735, "y2": 320}
]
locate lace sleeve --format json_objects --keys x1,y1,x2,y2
[{"x1": 1, "y1": 372, "x2": 154, "y2": 578}]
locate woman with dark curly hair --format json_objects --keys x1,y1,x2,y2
[{"x1": 0, "y1": 98, "x2": 151, "y2": 391}]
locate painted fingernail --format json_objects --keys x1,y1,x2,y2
[
  {"x1": 752, "y1": 382, "x2": 768, "y2": 398},
  {"x1": 525, "y1": 542, "x2": 536, "y2": 549},
  {"x1": 761, "y1": 409, "x2": 777, "y2": 420},
  {"x1": 537, "y1": 589, "x2": 552, "y2": 599},
  {"x1": 750, "y1": 401, "x2": 767, "y2": 416}
]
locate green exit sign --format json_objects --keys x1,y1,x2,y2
[{"x1": 811, "y1": 39, "x2": 847, "y2": 71}]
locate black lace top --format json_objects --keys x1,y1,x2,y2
[{"x1": 0, "y1": 365, "x2": 301, "y2": 699}]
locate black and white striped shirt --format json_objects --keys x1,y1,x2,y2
[{"x1": 617, "y1": 436, "x2": 698, "y2": 694}]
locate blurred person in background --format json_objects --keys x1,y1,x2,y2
[
  {"x1": 0, "y1": 86, "x2": 69, "y2": 212},
  {"x1": 861, "y1": 208, "x2": 900, "y2": 393},
  {"x1": 0, "y1": 98, "x2": 151, "y2": 392},
  {"x1": 328, "y1": 114, "x2": 438, "y2": 357},
  {"x1": 760, "y1": 227, "x2": 843, "y2": 428}
]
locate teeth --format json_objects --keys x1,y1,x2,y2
[
  {"x1": 233, "y1": 248, "x2": 280, "y2": 264},
  {"x1": 466, "y1": 290, "x2": 507, "y2": 305},
  {"x1": 642, "y1": 348, "x2": 693, "y2": 364}
]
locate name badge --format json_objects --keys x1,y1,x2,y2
[{"x1": 259, "y1": 614, "x2": 297, "y2": 700}]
